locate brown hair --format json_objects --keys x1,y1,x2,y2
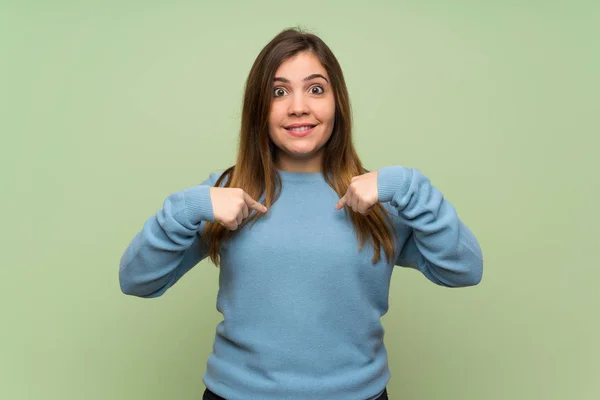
[{"x1": 201, "y1": 27, "x2": 397, "y2": 266}]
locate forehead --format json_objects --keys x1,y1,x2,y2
[{"x1": 274, "y1": 52, "x2": 328, "y2": 80}]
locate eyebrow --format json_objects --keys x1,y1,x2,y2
[{"x1": 273, "y1": 74, "x2": 329, "y2": 84}]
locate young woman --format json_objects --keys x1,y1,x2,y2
[{"x1": 119, "y1": 27, "x2": 483, "y2": 400}]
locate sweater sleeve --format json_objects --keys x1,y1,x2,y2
[
  {"x1": 377, "y1": 166, "x2": 483, "y2": 287},
  {"x1": 118, "y1": 170, "x2": 224, "y2": 298}
]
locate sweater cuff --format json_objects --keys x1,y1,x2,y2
[
  {"x1": 181, "y1": 185, "x2": 215, "y2": 225},
  {"x1": 377, "y1": 165, "x2": 411, "y2": 203}
]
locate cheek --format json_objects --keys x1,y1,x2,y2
[
  {"x1": 269, "y1": 106, "x2": 285, "y2": 129},
  {"x1": 268, "y1": 108, "x2": 285, "y2": 142},
  {"x1": 317, "y1": 99, "x2": 336, "y2": 124},
  {"x1": 270, "y1": 101, "x2": 287, "y2": 117}
]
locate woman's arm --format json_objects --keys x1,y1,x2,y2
[
  {"x1": 378, "y1": 166, "x2": 483, "y2": 287},
  {"x1": 118, "y1": 171, "x2": 223, "y2": 298}
]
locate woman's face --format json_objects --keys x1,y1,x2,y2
[{"x1": 268, "y1": 51, "x2": 336, "y2": 172}]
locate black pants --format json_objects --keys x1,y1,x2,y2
[{"x1": 203, "y1": 387, "x2": 388, "y2": 400}]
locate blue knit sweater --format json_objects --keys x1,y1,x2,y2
[{"x1": 119, "y1": 166, "x2": 483, "y2": 400}]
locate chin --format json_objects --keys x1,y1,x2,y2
[{"x1": 286, "y1": 145, "x2": 320, "y2": 155}]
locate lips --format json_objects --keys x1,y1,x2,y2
[
  {"x1": 284, "y1": 124, "x2": 316, "y2": 137},
  {"x1": 284, "y1": 123, "x2": 316, "y2": 130}
]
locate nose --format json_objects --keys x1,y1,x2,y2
[{"x1": 287, "y1": 93, "x2": 309, "y2": 116}]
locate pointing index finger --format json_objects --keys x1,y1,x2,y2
[
  {"x1": 335, "y1": 195, "x2": 346, "y2": 210},
  {"x1": 244, "y1": 192, "x2": 268, "y2": 212}
]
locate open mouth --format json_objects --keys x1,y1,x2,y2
[{"x1": 284, "y1": 125, "x2": 316, "y2": 133}]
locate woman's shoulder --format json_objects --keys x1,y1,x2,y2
[{"x1": 202, "y1": 166, "x2": 234, "y2": 187}]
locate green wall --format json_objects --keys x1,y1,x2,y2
[{"x1": 2, "y1": 1, "x2": 598, "y2": 399}]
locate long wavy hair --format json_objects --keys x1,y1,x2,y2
[{"x1": 201, "y1": 27, "x2": 397, "y2": 266}]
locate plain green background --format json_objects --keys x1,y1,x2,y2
[{"x1": 2, "y1": 1, "x2": 598, "y2": 399}]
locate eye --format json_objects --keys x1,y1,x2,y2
[
  {"x1": 273, "y1": 85, "x2": 324, "y2": 97},
  {"x1": 273, "y1": 87, "x2": 287, "y2": 97},
  {"x1": 310, "y1": 85, "x2": 324, "y2": 95}
]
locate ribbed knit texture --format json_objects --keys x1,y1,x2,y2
[{"x1": 119, "y1": 166, "x2": 483, "y2": 400}]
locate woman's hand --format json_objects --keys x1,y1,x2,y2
[
  {"x1": 209, "y1": 187, "x2": 268, "y2": 230},
  {"x1": 335, "y1": 170, "x2": 379, "y2": 215}
]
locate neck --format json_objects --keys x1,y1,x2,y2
[{"x1": 274, "y1": 152, "x2": 323, "y2": 173}]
